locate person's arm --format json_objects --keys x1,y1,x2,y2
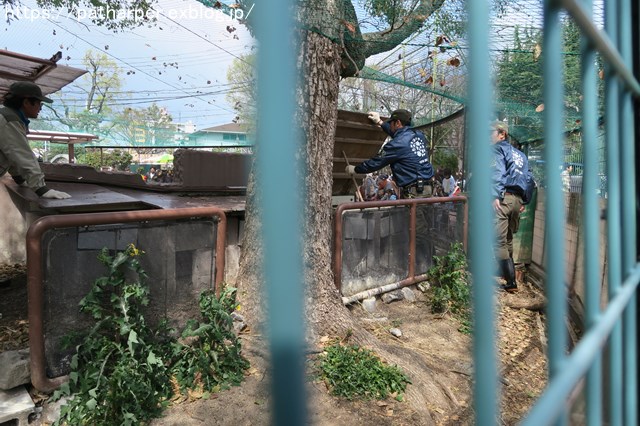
[
  {"x1": 380, "y1": 121, "x2": 394, "y2": 137},
  {"x1": 354, "y1": 136, "x2": 403, "y2": 174},
  {"x1": 2, "y1": 120, "x2": 47, "y2": 194},
  {"x1": 2, "y1": 120, "x2": 70, "y2": 199},
  {"x1": 491, "y1": 147, "x2": 507, "y2": 200}
]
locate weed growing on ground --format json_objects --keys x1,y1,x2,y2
[
  {"x1": 317, "y1": 344, "x2": 411, "y2": 401},
  {"x1": 426, "y1": 242, "x2": 472, "y2": 333},
  {"x1": 171, "y1": 288, "x2": 249, "y2": 393},
  {"x1": 52, "y1": 245, "x2": 248, "y2": 425}
]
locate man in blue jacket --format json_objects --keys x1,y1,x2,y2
[
  {"x1": 345, "y1": 109, "x2": 434, "y2": 198},
  {"x1": 346, "y1": 109, "x2": 435, "y2": 272},
  {"x1": 491, "y1": 121, "x2": 529, "y2": 293}
]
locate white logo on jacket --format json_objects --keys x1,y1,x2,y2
[{"x1": 410, "y1": 136, "x2": 426, "y2": 158}]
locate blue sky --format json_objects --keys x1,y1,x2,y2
[{"x1": 1, "y1": 0, "x2": 255, "y2": 131}]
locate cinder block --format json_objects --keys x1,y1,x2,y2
[{"x1": 0, "y1": 386, "x2": 35, "y2": 426}]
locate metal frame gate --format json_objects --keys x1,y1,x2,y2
[{"x1": 255, "y1": 0, "x2": 640, "y2": 424}]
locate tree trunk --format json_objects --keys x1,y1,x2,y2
[
  {"x1": 236, "y1": 27, "x2": 358, "y2": 341},
  {"x1": 234, "y1": 4, "x2": 451, "y2": 422},
  {"x1": 298, "y1": 31, "x2": 356, "y2": 340}
]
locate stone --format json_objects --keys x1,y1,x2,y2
[
  {"x1": 0, "y1": 386, "x2": 35, "y2": 426},
  {"x1": 0, "y1": 349, "x2": 30, "y2": 390},
  {"x1": 361, "y1": 297, "x2": 377, "y2": 313},
  {"x1": 389, "y1": 328, "x2": 402, "y2": 338},
  {"x1": 401, "y1": 287, "x2": 416, "y2": 303},
  {"x1": 231, "y1": 312, "x2": 245, "y2": 323},
  {"x1": 41, "y1": 396, "x2": 70, "y2": 425},
  {"x1": 417, "y1": 282, "x2": 430, "y2": 292},
  {"x1": 381, "y1": 290, "x2": 404, "y2": 304}
]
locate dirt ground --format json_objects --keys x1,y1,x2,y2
[{"x1": 0, "y1": 263, "x2": 548, "y2": 425}]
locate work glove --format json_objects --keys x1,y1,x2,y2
[
  {"x1": 41, "y1": 189, "x2": 71, "y2": 199},
  {"x1": 367, "y1": 111, "x2": 382, "y2": 125},
  {"x1": 345, "y1": 165, "x2": 356, "y2": 176}
]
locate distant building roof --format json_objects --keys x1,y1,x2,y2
[{"x1": 198, "y1": 123, "x2": 246, "y2": 134}]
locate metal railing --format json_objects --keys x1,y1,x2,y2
[{"x1": 333, "y1": 197, "x2": 467, "y2": 304}]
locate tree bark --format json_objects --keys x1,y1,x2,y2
[
  {"x1": 236, "y1": 26, "x2": 358, "y2": 341},
  {"x1": 233, "y1": 2, "x2": 452, "y2": 421},
  {"x1": 297, "y1": 30, "x2": 356, "y2": 340}
]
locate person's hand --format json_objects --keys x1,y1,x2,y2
[
  {"x1": 345, "y1": 165, "x2": 356, "y2": 176},
  {"x1": 41, "y1": 189, "x2": 71, "y2": 199},
  {"x1": 493, "y1": 198, "x2": 501, "y2": 213},
  {"x1": 367, "y1": 111, "x2": 382, "y2": 125},
  {"x1": 519, "y1": 205, "x2": 525, "y2": 213}
]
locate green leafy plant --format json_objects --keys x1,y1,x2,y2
[
  {"x1": 426, "y1": 242, "x2": 472, "y2": 332},
  {"x1": 317, "y1": 344, "x2": 411, "y2": 401},
  {"x1": 53, "y1": 244, "x2": 171, "y2": 425},
  {"x1": 52, "y1": 245, "x2": 249, "y2": 425},
  {"x1": 77, "y1": 149, "x2": 133, "y2": 171},
  {"x1": 170, "y1": 288, "x2": 249, "y2": 393}
]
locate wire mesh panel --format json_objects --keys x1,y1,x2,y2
[
  {"x1": 341, "y1": 206, "x2": 409, "y2": 296},
  {"x1": 339, "y1": 199, "x2": 466, "y2": 297},
  {"x1": 41, "y1": 218, "x2": 218, "y2": 377}
]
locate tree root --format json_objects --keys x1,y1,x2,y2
[{"x1": 503, "y1": 298, "x2": 546, "y2": 312}]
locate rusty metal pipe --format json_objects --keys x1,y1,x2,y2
[
  {"x1": 409, "y1": 203, "x2": 417, "y2": 279},
  {"x1": 333, "y1": 196, "x2": 468, "y2": 292},
  {"x1": 26, "y1": 207, "x2": 227, "y2": 392}
]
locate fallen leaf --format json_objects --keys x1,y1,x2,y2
[
  {"x1": 533, "y1": 43, "x2": 542, "y2": 61},
  {"x1": 447, "y1": 57, "x2": 461, "y2": 67},
  {"x1": 341, "y1": 19, "x2": 356, "y2": 34}
]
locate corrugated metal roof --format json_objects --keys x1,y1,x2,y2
[
  {"x1": 0, "y1": 49, "x2": 87, "y2": 99},
  {"x1": 28, "y1": 129, "x2": 98, "y2": 144}
]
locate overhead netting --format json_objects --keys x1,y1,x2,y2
[{"x1": 333, "y1": 0, "x2": 605, "y2": 146}]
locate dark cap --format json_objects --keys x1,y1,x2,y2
[
  {"x1": 387, "y1": 109, "x2": 412, "y2": 125},
  {"x1": 8, "y1": 81, "x2": 53, "y2": 103},
  {"x1": 492, "y1": 120, "x2": 508, "y2": 135}
]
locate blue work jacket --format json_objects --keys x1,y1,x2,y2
[
  {"x1": 491, "y1": 140, "x2": 530, "y2": 199},
  {"x1": 354, "y1": 124, "x2": 434, "y2": 188}
]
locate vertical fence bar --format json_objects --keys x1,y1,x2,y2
[
  {"x1": 254, "y1": 1, "x2": 307, "y2": 424},
  {"x1": 618, "y1": 0, "x2": 639, "y2": 423},
  {"x1": 579, "y1": 0, "x2": 602, "y2": 423},
  {"x1": 604, "y1": 0, "x2": 623, "y2": 423},
  {"x1": 543, "y1": 0, "x2": 568, "y2": 424},
  {"x1": 466, "y1": 0, "x2": 497, "y2": 424}
]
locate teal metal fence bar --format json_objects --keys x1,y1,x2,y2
[
  {"x1": 617, "y1": 0, "x2": 638, "y2": 424},
  {"x1": 466, "y1": 0, "x2": 497, "y2": 424},
  {"x1": 520, "y1": 0, "x2": 640, "y2": 424},
  {"x1": 579, "y1": 0, "x2": 601, "y2": 424},
  {"x1": 255, "y1": 0, "x2": 307, "y2": 424},
  {"x1": 522, "y1": 269, "x2": 640, "y2": 425},
  {"x1": 542, "y1": 2, "x2": 569, "y2": 425},
  {"x1": 604, "y1": 0, "x2": 623, "y2": 423}
]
